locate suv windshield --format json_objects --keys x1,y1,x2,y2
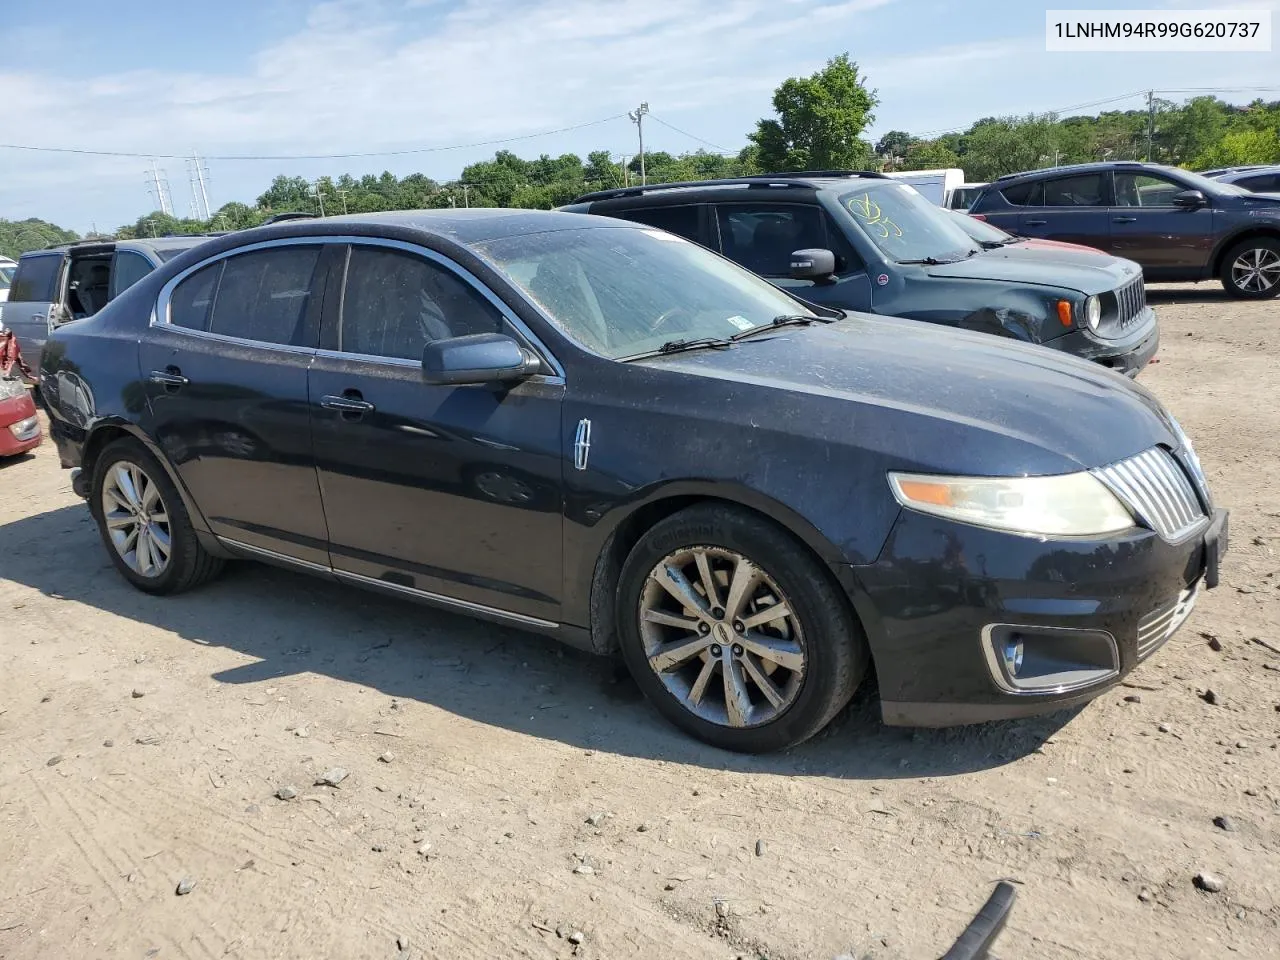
[
  {"x1": 838, "y1": 182, "x2": 977, "y2": 263},
  {"x1": 475, "y1": 226, "x2": 821, "y2": 359}
]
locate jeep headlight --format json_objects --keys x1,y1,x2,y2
[
  {"x1": 1085, "y1": 295, "x2": 1101, "y2": 331},
  {"x1": 888, "y1": 471, "x2": 1135, "y2": 537}
]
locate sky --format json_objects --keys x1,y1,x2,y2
[{"x1": 1, "y1": 0, "x2": 1277, "y2": 233}]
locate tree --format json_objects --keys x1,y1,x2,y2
[
  {"x1": 875, "y1": 130, "x2": 915, "y2": 160},
  {"x1": 749, "y1": 53, "x2": 879, "y2": 172},
  {"x1": 900, "y1": 140, "x2": 961, "y2": 171},
  {"x1": 957, "y1": 115, "x2": 1062, "y2": 181},
  {"x1": 0, "y1": 218, "x2": 78, "y2": 259},
  {"x1": 1194, "y1": 129, "x2": 1280, "y2": 168}
]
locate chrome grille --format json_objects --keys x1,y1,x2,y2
[
  {"x1": 1137, "y1": 581, "x2": 1199, "y2": 660},
  {"x1": 1093, "y1": 447, "x2": 1207, "y2": 541},
  {"x1": 1115, "y1": 277, "x2": 1146, "y2": 329}
]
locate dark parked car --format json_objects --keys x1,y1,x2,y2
[
  {"x1": 1206, "y1": 164, "x2": 1280, "y2": 195},
  {"x1": 559, "y1": 172, "x2": 1158, "y2": 377},
  {"x1": 968, "y1": 161, "x2": 1280, "y2": 298},
  {"x1": 39, "y1": 210, "x2": 1226, "y2": 752},
  {"x1": 0, "y1": 236, "x2": 213, "y2": 376}
]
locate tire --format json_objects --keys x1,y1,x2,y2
[
  {"x1": 615, "y1": 503, "x2": 868, "y2": 752},
  {"x1": 90, "y1": 437, "x2": 224, "y2": 595},
  {"x1": 1219, "y1": 237, "x2": 1280, "y2": 299}
]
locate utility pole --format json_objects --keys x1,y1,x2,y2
[
  {"x1": 311, "y1": 181, "x2": 326, "y2": 217},
  {"x1": 628, "y1": 102, "x2": 649, "y2": 185},
  {"x1": 188, "y1": 151, "x2": 211, "y2": 220},
  {"x1": 146, "y1": 160, "x2": 172, "y2": 215},
  {"x1": 337, "y1": 189, "x2": 350, "y2": 215},
  {"x1": 462, "y1": 183, "x2": 470, "y2": 208},
  {"x1": 1146, "y1": 90, "x2": 1155, "y2": 162}
]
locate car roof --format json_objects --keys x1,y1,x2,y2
[
  {"x1": 569, "y1": 171, "x2": 892, "y2": 206},
  {"x1": 992, "y1": 161, "x2": 1179, "y2": 183},
  {"x1": 232, "y1": 208, "x2": 649, "y2": 245},
  {"x1": 1215, "y1": 164, "x2": 1280, "y2": 181}
]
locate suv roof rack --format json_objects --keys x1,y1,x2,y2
[
  {"x1": 573, "y1": 170, "x2": 887, "y2": 204},
  {"x1": 262, "y1": 212, "x2": 319, "y2": 224},
  {"x1": 995, "y1": 160, "x2": 1158, "y2": 181}
]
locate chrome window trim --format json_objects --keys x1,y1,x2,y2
[
  {"x1": 979, "y1": 623, "x2": 1120, "y2": 696},
  {"x1": 151, "y1": 235, "x2": 565, "y2": 379}
]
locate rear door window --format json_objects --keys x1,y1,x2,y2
[
  {"x1": 8, "y1": 254, "x2": 62, "y2": 303},
  {"x1": 110, "y1": 251, "x2": 156, "y2": 299},
  {"x1": 1041, "y1": 174, "x2": 1107, "y2": 207},
  {"x1": 715, "y1": 203, "x2": 861, "y2": 277},
  {"x1": 207, "y1": 247, "x2": 323, "y2": 346},
  {"x1": 999, "y1": 182, "x2": 1043, "y2": 206},
  {"x1": 169, "y1": 262, "x2": 221, "y2": 331}
]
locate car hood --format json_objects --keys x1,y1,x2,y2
[
  {"x1": 641, "y1": 314, "x2": 1174, "y2": 476},
  {"x1": 922, "y1": 249, "x2": 1140, "y2": 295}
]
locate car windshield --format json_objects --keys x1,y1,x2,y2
[
  {"x1": 0, "y1": 264, "x2": 15, "y2": 289},
  {"x1": 474, "y1": 226, "x2": 821, "y2": 359},
  {"x1": 944, "y1": 208, "x2": 1013, "y2": 243},
  {"x1": 838, "y1": 182, "x2": 977, "y2": 263}
]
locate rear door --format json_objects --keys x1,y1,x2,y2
[
  {"x1": 1016, "y1": 172, "x2": 1112, "y2": 250},
  {"x1": 139, "y1": 241, "x2": 333, "y2": 565},
  {"x1": 712, "y1": 201, "x2": 873, "y2": 310},
  {"x1": 1109, "y1": 170, "x2": 1215, "y2": 274},
  {"x1": 2, "y1": 252, "x2": 66, "y2": 373},
  {"x1": 603, "y1": 204, "x2": 713, "y2": 246}
]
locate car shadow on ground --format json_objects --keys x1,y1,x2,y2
[
  {"x1": 1144, "y1": 286, "x2": 1228, "y2": 305},
  {"x1": 0, "y1": 504, "x2": 1075, "y2": 779}
]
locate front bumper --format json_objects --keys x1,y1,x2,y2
[
  {"x1": 1049, "y1": 306, "x2": 1159, "y2": 377},
  {"x1": 843, "y1": 505, "x2": 1227, "y2": 728}
]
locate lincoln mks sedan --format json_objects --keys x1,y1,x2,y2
[{"x1": 39, "y1": 210, "x2": 1228, "y2": 752}]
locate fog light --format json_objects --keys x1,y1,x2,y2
[{"x1": 1003, "y1": 636, "x2": 1025, "y2": 676}]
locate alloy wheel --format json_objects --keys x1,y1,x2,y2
[
  {"x1": 1231, "y1": 247, "x2": 1280, "y2": 294},
  {"x1": 101, "y1": 461, "x2": 172, "y2": 578},
  {"x1": 638, "y1": 546, "x2": 806, "y2": 729}
]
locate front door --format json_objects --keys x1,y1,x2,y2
[
  {"x1": 138, "y1": 243, "x2": 332, "y2": 565},
  {"x1": 1109, "y1": 170, "x2": 1216, "y2": 275},
  {"x1": 308, "y1": 242, "x2": 565, "y2": 622},
  {"x1": 3, "y1": 252, "x2": 65, "y2": 373},
  {"x1": 713, "y1": 202, "x2": 873, "y2": 310}
]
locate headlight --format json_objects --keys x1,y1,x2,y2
[
  {"x1": 1085, "y1": 295, "x2": 1101, "y2": 331},
  {"x1": 888, "y1": 470, "x2": 1135, "y2": 537}
]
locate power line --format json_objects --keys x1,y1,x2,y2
[
  {"x1": 0, "y1": 114, "x2": 630, "y2": 162},
  {"x1": 647, "y1": 114, "x2": 730, "y2": 152}
]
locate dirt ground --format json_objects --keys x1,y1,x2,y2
[{"x1": 1, "y1": 283, "x2": 1277, "y2": 960}]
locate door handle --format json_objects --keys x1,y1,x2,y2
[
  {"x1": 148, "y1": 369, "x2": 189, "y2": 388},
  {"x1": 321, "y1": 394, "x2": 375, "y2": 414},
  {"x1": 1023, "y1": 219, "x2": 1048, "y2": 226},
  {"x1": 1112, "y1": 216, "x2": 1138, "y2": 224}
]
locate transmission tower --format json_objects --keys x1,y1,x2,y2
[
  {"x1": 187, "y1": 152, "x2": 212, "y2": 220},
  {"x1": 145, "y1": 160, "x2": 173, "y2": 215}
]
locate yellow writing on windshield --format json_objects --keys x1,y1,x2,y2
[{"x1": 846, "y1": 194, "x2": 903, "y2": 240}]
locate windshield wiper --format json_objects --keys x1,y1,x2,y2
[
  {"x1": 900, "y1": 248, "x2": 981, "y2": 265},
  {"x1": 619, "y1": 336, "x2": 734, "y2": 361},
  {"x1": 729, "y1": 314, "x2": 831, "y2": 341}
]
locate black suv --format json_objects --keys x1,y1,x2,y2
[
  {"x1": 968, "y1": 161, "x2": 1280, "y2": 299},
  {"x1": 560, "y1": 172, "x2": 1158, "y2": 377}
]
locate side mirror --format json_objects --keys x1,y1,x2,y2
[
  {"x1": 789, "y1": 248, "x2": 837, "y2": 281},
  {"x1": 422, "y1": 332, "x2": 541, "y2": 386},
  {"x1": 1172, "y1": 189, "x2": 1206, "y2": 209}
]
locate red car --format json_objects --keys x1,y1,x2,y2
[{"x1": 0, "y1": 376, "x2": 40, "y2": 456}]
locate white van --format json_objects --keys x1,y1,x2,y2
[
  {"x1": 881, "y1": 168, "x2": 966, "y2": 208},
  {"x1": 0, "y1": 257, "x2": 16, "y2": 303}
]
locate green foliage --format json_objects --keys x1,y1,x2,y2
[
  {"x1": 875, "y1": 130, "x2": 915, "y2": 160},
  {"x1": 900, "y1": 140, "x2": 962, "y2": 171},
  {"x1": 1195, "y1": 129, "x2": 1280, "y2": 168},
  {"x1": 0, "y1": 218, "x2": 79, "y2": 259},
  {"x1": 750, "y1": 53, "x2": 878, "y2": 171}
]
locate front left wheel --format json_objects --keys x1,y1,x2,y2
[
  {"x1": 615, "y1": 504, "x2": 869, "y2": 752},
  {"x1": 90, "y1": 438, "x2": 224, "y2": 594},
  {"x1": 1220, "y1": 237, "x2": 1280, "y2": 299}
]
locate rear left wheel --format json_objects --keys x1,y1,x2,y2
[
  {"x1": 615, "y1": 504, "x2": 868, "y2": 752},
  {"x1": 90, "y1": 438, "x2": 224, "y2": 594}
]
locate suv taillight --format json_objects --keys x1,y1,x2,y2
[{"x1": 969, "y1": 214, "x2": 988, "y2": 222}]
